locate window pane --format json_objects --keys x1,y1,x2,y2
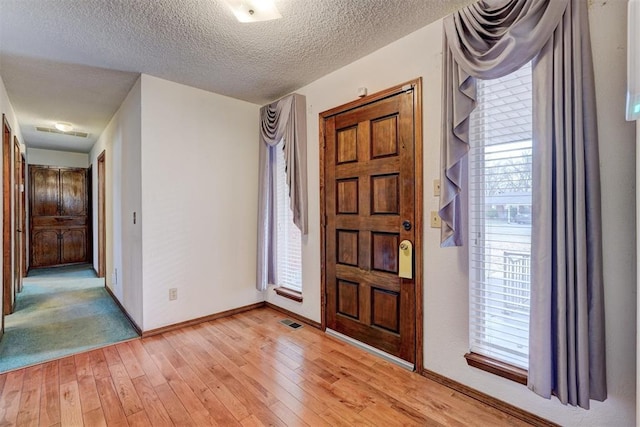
[
  {"x1": 468, "y1": 63, "x2": 532, "y2": 369},
  {"x1": 276, "y1": 141, "x2": 302, "y2": 291}
]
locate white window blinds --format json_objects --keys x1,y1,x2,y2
[
  {"x1": 468, "y1": 63, "x2": 532, "y2": 369},
  {"x1": 276, "y1": 140, "x2": 302, "y2": 291}
]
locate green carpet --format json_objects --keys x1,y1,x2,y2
[{"x1": 0, "y1": 266, "x2": 139, "y2": 373}]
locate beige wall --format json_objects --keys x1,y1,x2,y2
[
  {"x1": 266, "y1": 1, "x2": 636, "y2": 425},
  {"x1": 89, "y1": 77, "x2": 143, "y2": 328},
  {"x1": 27, "y1": 148, "x2": 88, "y2": 168},
  {"x1": 139, "y1": 74, "x2": 263, "y2": 331}
]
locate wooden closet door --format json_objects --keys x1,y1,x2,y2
[{"x1": 29, "y1": 165, "x2": 90, "y2": 269}]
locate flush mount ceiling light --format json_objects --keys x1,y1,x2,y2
[
  {"x1": 222, "y1": 0, "x2": 281, "y2": 23},
  {"x1": 54, "y1": 122, "x2": 73, "y2": 132}
]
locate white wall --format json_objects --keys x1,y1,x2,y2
[
  {"x1": 267, "y1": 2, "x2": 635, "y2": 425},
  {"x1": 89, "y1": 77, "x2": 143, "y2": 328},
  {"x1": 0, "y1": 75, "x2": 25, "y2": 328},
  {"x1": 27, "y1": 148, "x2": 88, "y2": 168},
  {"x1": 140, "y1": 74, "x2": 263, "y2": 331}
]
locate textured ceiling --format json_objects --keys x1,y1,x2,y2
[{"x1": 0, "y1": 0, "x2": 474, "y2": 152}]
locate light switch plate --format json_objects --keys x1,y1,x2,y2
[
  {"x1": 430, "y1": 211, "x2": 442, "y2": 228},
  {"x1": 433, "y1": 179, "x2": 441, "y2": 196}
]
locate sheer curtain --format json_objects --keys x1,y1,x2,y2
[
  {"x1": 440, "y1": 0, "x2": 606, "y2": 408},
  {"x1": 256, "y1": 93, "x2": 307, "y2": 292}
]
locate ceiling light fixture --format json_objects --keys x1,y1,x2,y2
[
  {"x1": 222, "y1": 0, "x2": 281, "y2": 23},
  {"x1": 54, "y1": 122, "x2": 73, "y2": 132}
]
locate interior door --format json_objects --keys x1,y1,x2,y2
[
  {"x1": 13, "y1": 138, "x2": 21, "y2": 294},
  {"x1": 323, "y1": 82, "x2": 420, "y2": 365},
  {"x1": 97, "y1": 151, "x2": 106, "y2": 277},
  {"x1": 2, "y1": 115, "x2": 12, "y2": 316}
]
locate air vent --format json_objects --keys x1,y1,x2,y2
[
  {"x1": 279, "y1": 319, "x2": 303, "y2": 329},
  {"x1": 35, "y1": 126, "x2": 89, "y2": 138}
]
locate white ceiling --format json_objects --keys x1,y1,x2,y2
[{"x1": 0, "y1": 0, "x2": 474, "y2": 153}]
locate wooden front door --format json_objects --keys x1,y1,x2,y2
[{"x1": 321, "y1": 80, "x2": 422, "y2": 366}]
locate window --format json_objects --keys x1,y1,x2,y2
[
  {"x1": 468, "y1": 63, "x2": 532, "y2": 371},
  {"x1": 275, "y1": 140, "x2": 302, "y2": 293}
]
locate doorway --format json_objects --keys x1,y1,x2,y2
[{"x1": 320, "y1": 80, "x2": 423, "y2": 370}]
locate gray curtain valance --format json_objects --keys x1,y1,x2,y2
[
  {"x1": 439, "y1": 0, "x2": 567, "y2": 245},
  {"x1": 256, "y1": 93, "x2": 307, "y2": 292}
]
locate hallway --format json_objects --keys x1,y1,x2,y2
[{"x1": 0, "y1": 265, "x2": 138, "y2": 373}]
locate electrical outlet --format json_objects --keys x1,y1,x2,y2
[
  {"x1": 169, "y1": 288, "x2": 178, "y2": 301},
  {"x1": 430, "y1": 211, "x2": 442, "y2": 228},
  {"x1": 433, "y1": 179, "x2": 441, "y2": 196}
]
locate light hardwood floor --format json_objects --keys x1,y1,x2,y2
[{"x1": 0, "y1": 307, "x2": 533, "y2": 426}]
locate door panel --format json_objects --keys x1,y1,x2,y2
[
  {"x1": 61, "y1": 229, "x2": 86, "y2": 264},
  {"x1": 31, "y1": 168, "x2": 59, "y2": 217},
  {"x1": 324, "y1": 89, "x2": 417, "y2": 364},
  {"x1": 31, "y1": 230, "x2": 59, "y2": 267},
  {"x1": 60, "y1": 169, "x2": 86, "y2": 216}
]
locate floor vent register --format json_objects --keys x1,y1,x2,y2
[{"x1": 280, "y1": 319, "x2": 303, "y2": 329}]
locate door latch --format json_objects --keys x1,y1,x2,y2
[{"x1": 399, "y1": 240, "x2": 413, "y2": 279}]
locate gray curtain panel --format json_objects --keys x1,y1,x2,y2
[
  {"x1": 529, "y1": 0, "x2": 606, "y2": 408},
  {"x1": 441, "y1": 0, "x2": 605, "y2": 408},
  {"x1": 256, "y1": 93, "x2": 308, "y2": 292}
]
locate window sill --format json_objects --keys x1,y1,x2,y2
[
  {"x1": 464, "y1": 352, "x2": 528, "y2": 385},
  {"x1": 274, "y1": 287, "x2": 303, "y2": 303}
]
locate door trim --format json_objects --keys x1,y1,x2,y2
[
  {"x1": 97, "y1": 150, "x2": 106, "y2": 278},
  {"x1": 319, "y1": 78, "x2": 423, "y2": 372},
  {"x1": 20, "y1": 153, "x2": 26, "y2": 277}
]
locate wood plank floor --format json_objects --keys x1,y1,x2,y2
[{"x1": 0, "y1": 307, "x2": 532, "y2": 426}]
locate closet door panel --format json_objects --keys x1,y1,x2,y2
[
  {"x1": 31, "y1": 168, "x2": 60, "y2": 217},
  {"x1": 60, "y1": 169, "x2": 87, "y2": 216},
  {"x1": 31, "y1": 229, "x2": 60, "y2": 268},
  {"x1": 60, "y1": 228, "x2": 87, "y2": 264}
]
